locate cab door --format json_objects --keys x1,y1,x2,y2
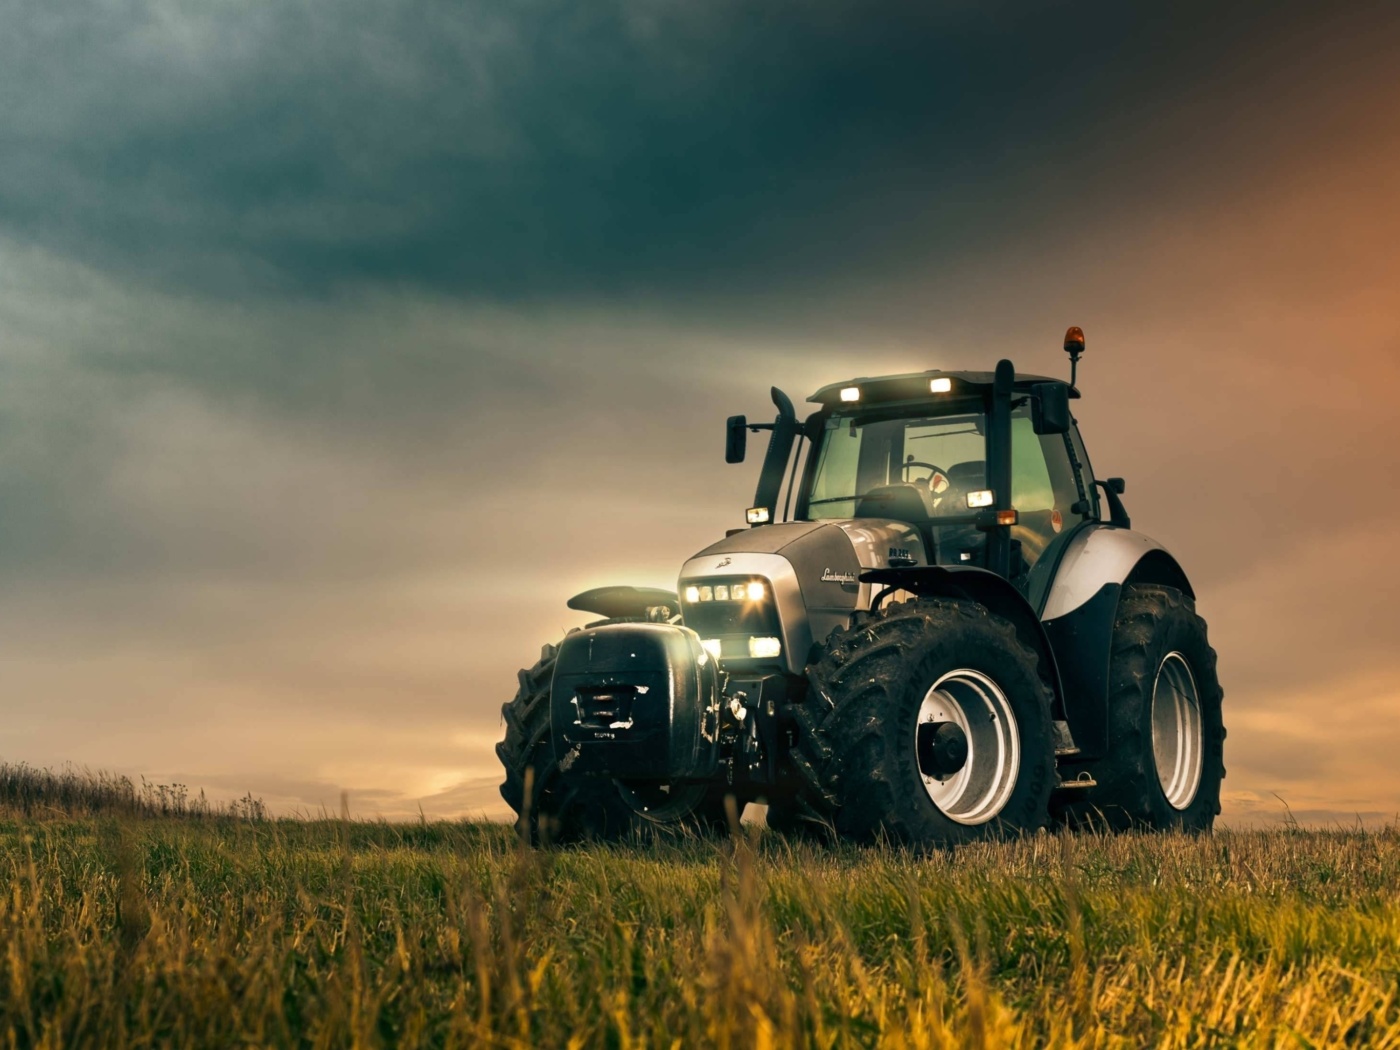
[{"x1": 1009, "y1": 407, "x2": 1097, "y2": 609}]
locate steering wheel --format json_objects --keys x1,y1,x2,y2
[{"x1": 901, "y1": 459, "x2": 950, "y2": 495}]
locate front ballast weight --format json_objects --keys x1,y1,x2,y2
[
  {"x1": 497, "y1": 626, "x2": 736, "y2": 846},
  {"x1": 550, "y1": 623, "x2": 721, "y2": 782},
  {"x1": 497, "y1": 327, "x2": 1225, "y2": 847}
]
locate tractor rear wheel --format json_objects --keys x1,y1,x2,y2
[
  {"x1": 788, "y1": 597, "x2": 1056, "y2": 847},
  {"x1": 1057, "y1": 585, "x2": 1224, "y2": 832},
  {"x1": 497, "y1": 636, "x2": 732, "y2": 845}
]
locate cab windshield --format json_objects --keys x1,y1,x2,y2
[
  {"x1": 801, "y1": 403, "x2": 1094, "y2": 599},
  {"x1": 806, "y1": 411, "x2": 987, "y2": 521}
]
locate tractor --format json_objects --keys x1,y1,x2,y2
[{"x1": 497, "y1": 329, "x2": 1224, "y2": 846}]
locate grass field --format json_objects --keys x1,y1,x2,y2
[{"x1": 3, "y1": 768, "x2": 1399, "y2": 1047}]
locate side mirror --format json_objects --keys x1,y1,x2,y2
[
  {"x1": 725, "y1": 415, "x2": 747, "y2": 463},
  {"x1": 1031, "y1": 383, "x2": 1071, "y2": 435}
]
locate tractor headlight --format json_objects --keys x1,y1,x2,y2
[{"x1": 747, "y1": 636, "x2": 782, "y2": 659}]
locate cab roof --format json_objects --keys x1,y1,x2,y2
[{"x1": 807, "y1": 369, "x2": 1070, "y2": 408}]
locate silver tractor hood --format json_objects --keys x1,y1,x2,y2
[{"x1": 677, "y1": 519, "x2": 927, "y2": 674}]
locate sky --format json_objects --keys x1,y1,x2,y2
[{"x1": 1, "y1": 1, "x2": 1398, "y2": 825}]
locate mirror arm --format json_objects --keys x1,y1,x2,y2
[{"x1": 1095, "y1": 479, "x2": 1131, "y2": 529}]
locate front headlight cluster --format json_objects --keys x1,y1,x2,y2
[
  {"x1": 681, "y1": 576, "x2": 783, "y2": 663},
  {"x1": 685, "y1": 580, "x2": 766, "y2": 603}
]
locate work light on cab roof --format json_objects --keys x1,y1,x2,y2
[{"x1": 496, "y1": 325, "x2": 1224, "y2": 849}]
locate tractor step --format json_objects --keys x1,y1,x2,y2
[{"x1": 1053, "y1": 772, "x2": 1097, "y2": 791}]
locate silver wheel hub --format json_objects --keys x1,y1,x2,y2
[
  {"x1": 1151, "y1": 652, "x2": 1203, "y2": 810},
  {"x1": 916, "y1": 669, "x2": 1019, "y2": 825}
]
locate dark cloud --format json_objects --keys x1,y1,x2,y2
[{"x1": 3, "y1": 0, "x2": 1374, "y2": 299}]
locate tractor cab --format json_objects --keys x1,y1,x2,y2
[{"x1": 796, "y1": 370, "x2": 1099, "y2": 611}]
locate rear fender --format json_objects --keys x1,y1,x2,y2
[
  {"x1": 860, "y1": 565, "x2": 1067, "y2": 722},
  {"x1": 1039, "y1": 526, "x2": 1195, "y2": 757}
]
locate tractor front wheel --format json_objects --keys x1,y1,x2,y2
[{"x1": 792, "y1": 597, "x2": 1056, "y2": 847}]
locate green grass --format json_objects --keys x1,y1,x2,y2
[{"x1": 2, "y1": 766, "x2": 1399, "y2": 1046}]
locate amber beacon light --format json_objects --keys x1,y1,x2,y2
[{"x1": 1064, "y1": 325, "x2": 1085, "y2": 391}]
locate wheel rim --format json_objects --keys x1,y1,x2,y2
[
  {"x1": 916, "y1": 669, "x2": 1020, "y2": 825},
  {"x1": 1151, "y1": 652, "x2": 1203, "y2": 810}
]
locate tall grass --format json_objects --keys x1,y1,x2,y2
[
  {"x1": 2, "y1": 804, "x2": 1399, "y2": 1047},
  {"x1": 0, "y1": 762, "x2": 266, "y2": 820}
]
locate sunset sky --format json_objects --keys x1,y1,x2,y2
[{"x1": 2, "y1": 1, "x2": 1397, "y2": 824}]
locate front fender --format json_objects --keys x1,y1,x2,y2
[{"x1": 860, "y1": 565, "x2": 1067, "y2": 723}]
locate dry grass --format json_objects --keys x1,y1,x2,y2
[
  {"x1": 0, "y1": 762, "x2": 266, "y2": 821},
  {"x1": 3, "y1": 794, "x2": 1400, "y2": 1048}
]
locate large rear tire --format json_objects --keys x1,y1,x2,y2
[
  {"x1": 787, "y1": 598, "x2": 1056, "y2": 848},
  {"x1": 1057, "y1": 585, "x2": 1225, "y2": 832},
  {"x1": 496, "y1": 637, "x2": 731, "y2": 845}
]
